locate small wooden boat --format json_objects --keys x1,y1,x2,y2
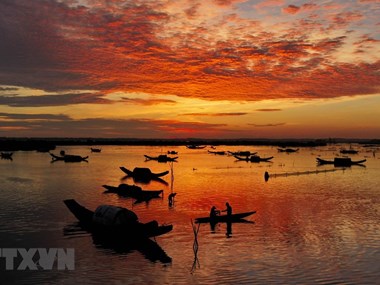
[
  {"x1": 186, "y1": 145, "x2": 206, "y2": 149},
  {"x1": 144, "y1": 154, "x2": 178, "y2": 162},
  {"x1": 167, "y1": 151, "x2": 178, "y2": 155},
  {"x1": 208, "y1": 150, "x2": 226, "y2": 155},
  {"x1": 316, "y1": 157, "x2": 366, "y2": 166},
  {"x1": 50, "y1": 153, "x2": 88, "y2": 162},
  {"x1": 195, "y1": 211, "x2": 256, "y2": 224},
  {"x1": 91, "y1": 148, "x2": 101, "y2": 153},
  {"x1": 234, "y1": 155, "x2": 273, "y2": 162},
  {"x1": 102, "y1": 184, "x2": 163, "y2": 199},
  {"x1": 1, "y1": 152, "x2": 13, "y2": 160},
  {"x1": 120, "y1": 167, "x2": 169, "y2": 184},
  {"x1": 228, "y1": 151, "x2": 257, "y2": 156},
  {"x1": 277, "y1": 148, "x2": 299, "y2": 153},
  {"x1": 64, "y1": 199, "x2": 173, "y2": 239},
  {"x1": 340, "y1": 149, "x2": 358, "y2": 154}
]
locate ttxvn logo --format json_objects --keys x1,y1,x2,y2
[{"x1": 0, "y1": 248, "x2": 75, "y2": 270}]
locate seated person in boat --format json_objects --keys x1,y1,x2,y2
[{"x1": 210, "y1": 206, "x2": 220, "y2": 218}]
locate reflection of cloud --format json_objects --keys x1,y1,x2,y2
[
  {"x1": 249, "y1": 123, "x2": 286, "y2": 127},
  {"x1": 182, "y1": 112, "x2": 248, "y2": 116}
]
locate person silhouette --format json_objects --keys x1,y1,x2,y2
[
  {"x1": 168, "y1": 193, "x2": 176, "y2": 207},
  {"x1": 222, "y1": 202, "x2": 232, "y2": 217},
  {"x1": 209, "y1": 206, "x2": 220, "y2": 219}
]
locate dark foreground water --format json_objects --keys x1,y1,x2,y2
[{"x1": 1, "y1": 144, "x2": 379, "y2": 284}]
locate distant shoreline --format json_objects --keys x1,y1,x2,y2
[{"x1": 1, "y1": 137, "x2": 379, "y2": 151}]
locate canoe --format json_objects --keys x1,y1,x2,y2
[
  {"x1": 208, "y1": 150, "x2": 226, "y2": 155},
  {"x1": 277, "y1": 148, "x2": 299, "y2": 153},
  {"x1": 144, "y1": 154, "x2": 178, "y2": 162},
  {"x1": 50, "y1": 153, "x2": 88, "y2": 162},
  {"x1": 195, "y1": 211, "x2": 256, "y2": 223},
  {"x1": 102, "y1": 184, "x2": 163, "y2": 198},
  {"x1": 63, "y1": 199, "x2": 173, "y2": 239},
  {"x1": 234, "y1": 155, "x2": 273, "y2": 162},
  {"x1": 228, "y1": 151, "x2": 257, "y2": 156},
  {"x1": 120, "y1": 167, "x2": 169, "y2": 178},
  {"x1": 186, "y1": 145, "x2": 206, "y2": 149},
  {"x1": 1, "y1": 152, "x2": 13, "y2": 159},
  {"x1": 316, "y1": 157, "x2": 366, "y2": 166},
  {"x1": 340, "y1": 149, "x2": 359, "y2": 154}
]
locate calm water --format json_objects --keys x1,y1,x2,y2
[{"x1": 1, "y1": 144, "x2": 379, "y2": 284}]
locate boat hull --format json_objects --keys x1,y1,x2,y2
[{"x1": 195, "y1": 211, "x2": 256, "y2": 223}]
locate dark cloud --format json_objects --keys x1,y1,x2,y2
[
  {"x1": 249, "y1": 123, "x2": 286, "y2": 127},
  {"x1": 120, "y1": 97, "x2": 177, "y2": 105},
  {"x1": 0, "y1": 92, "x2": 109, "y2": 107},
  {"x1": 0, "y1": 112, "x2": 70, "y2": 120},
  {"x1": 182, "y1": 112, "x2": 248, "y2": 116},
  {"x1": 255, "y1": 109, "x2": 282, "y2": 112}
]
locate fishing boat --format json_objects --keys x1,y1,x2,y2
[
  {"x1": 120, "y1": 167, "x2": 169, "y2": 184},
  {"x1": 63, "y1": 199, "x2": 173, "y2": 239},
  {"x1": 167, "y1": 151, "x2": 178, "y2": 155},
  {"x1": 102, "y1": 183, "x2": 163, "y2": 199},
  {"x1": 228, "y1": 151, "x2": 257, "y2": 156},
  {"x1": 186, "y1": 145, "x2": 206, "y2": 149},
  {"x1": 340, "y1": 149, "x2": 359, "y2": 154},
  {"x1": 144, "y1": 154, "x2": 178, "y2": 162},
  {"x1": 91, "y1": 148, "x2": 101, "y2": 153},
  {"x1": 316, "y1": 157, "x2": 366, "y2": 166},
  {"x1": 277, "y1": 148, "x2": 299, "y2": 153},
  {"x1": 234, "y1": 155, "x2": 273, "y2": 162},
  {"x1": 1, "y1": 152, "x2": 13, "y2": 160},
  {"x1": 208, "y1": 150, "x2": 226, "y2": 155},
  {"x1": 195, "y1": 211, "x2": 256, "y2": 223},
  {"x1": 50, "y1": 153, "x2": 88, "y2": 162}
]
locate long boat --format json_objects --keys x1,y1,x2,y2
[
  {"x1": 102, "y1": 183, "x2": 163, "y2": 198},
  {"x1": 234, "y1": 155, "x2": 273, "y2": 162},
  {"x1": 316, "y1": 157, "x2": 366, "y2": 166},
  {"x1": 144, "y1": 154, "x2": 178, "y2": 162},
  {"x1": 277, "y1": 148, "x2": 299, "y2": 153},
  {"x1": 120, "y1": 167, "x2": 169, "y2": 184},
  {"x1": 63, "y1": 199, "x2": 173, "y2": 239},
  {"x1": 50, "y1": 153, "x2": 88, "y2": 162},
  {"x1": 186, "y1": 145, "x2": 206, "y2": 149},
  {"x1": 91, "y1": 148, "x2": 101, "y2": 153},
  {"x1": 1, "y1": 152, "x2": 13, "y2": 159},
  {"x1": 195, "y1": 211, "x2": 256, "y2": 223},
  {"x1": 340, "y1": 149, "x2": 359, "y2": 154},
  {"x1": 228, "y1": 151, "x2": 257, "y2": 156},
  {"x1": 208, "y1": 150, "x2": 226, "y2": 155}
]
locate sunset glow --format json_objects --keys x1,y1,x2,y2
[{"x1": 0, "y1": 0, "x2": 379, "y2": 138}]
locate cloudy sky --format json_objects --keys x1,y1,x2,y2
[{"x1": 0, "y1": 0, "x2": 379, "y2": 138}]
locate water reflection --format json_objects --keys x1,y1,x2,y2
[{"x1": 64, "y1": 223, "x2": 172, "y2": 263}]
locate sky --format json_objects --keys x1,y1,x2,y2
[{"x1": 0, "y1": 0, "x2": 379, "y2": 139}]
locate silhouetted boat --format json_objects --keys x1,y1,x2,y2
[
  {"x1": 144, "y1": 154, "x2": 178, "y2": 162},
  {"x1": 208, "y1": 150, "x2": 226, "y2": 155},
  {"x1": 277, "y1": 148, "x2": 299, "y2": 153},
  {"x1": 228, "y1": 151, "x2": 257, "y2": 156},
  {"x1": 186, "y1": 145, "x2": 206, "y2": 149},
  {"x1": 63, "y1": 199, "x2": 173, "y2": 239},
  {"x1": 1, "y1": 152, "x2": 13, "y2": 160},
  {"x1": 316, "y1": 157, "x2": 366, "y2": 166},
  {"x1": 50, "y1": 153, "x2": 88, "y2": 162},
  {"x1": 91, "y1": 148, "x2": 101, "y2": 153},
  {"x1": 234, "y1": 155, "x2": 273, "y2": 162},
  {"x1": 340, "y1": 149, "x2": 359, "y2": 154},
  {"x1": 102, "y1": 183, "x2": 163, "y2": 199},
  {"x1": 167, "y1": 150, "x2": 178, "y2": 155},
  {"x1": 120, "y1": 167, "x2": 169, "y2": 185},
  {"x1": 195, "y1": 211, "x2": 256, "y2": 223}
]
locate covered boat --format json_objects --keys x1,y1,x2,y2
[
  {"x1": 64, "y1": 199, "x2": 173, "y2": 239},
  {"x1": 195, "y1": 211, "x2": 256, "y2": 224},
  {"x1": 316, "y1": 157, "x2": 366, "y2": 166}
]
